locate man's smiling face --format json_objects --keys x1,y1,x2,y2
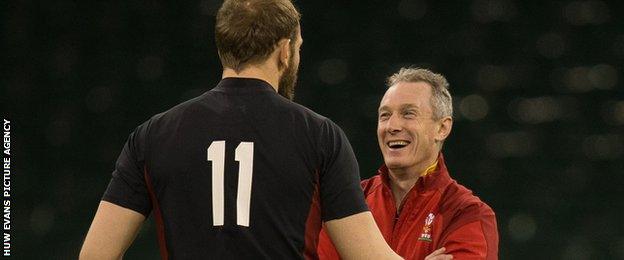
[{"x1": 377, "y1": 81, "x2": 441, "y2": 175}]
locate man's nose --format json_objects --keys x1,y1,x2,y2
[{"x1": 386, "y1": 114, "x2": 402, "y2": 134}]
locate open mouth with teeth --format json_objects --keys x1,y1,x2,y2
[{"x1": 387, "y1": 140, "x2": 411, "y2": 149}]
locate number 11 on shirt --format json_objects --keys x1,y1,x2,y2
[{"x1": 207, "y1": 141, "x2": 254, "y2": 227}]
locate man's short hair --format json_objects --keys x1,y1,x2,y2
[
  {"x1": 216, "y1": 0, "x2": 301, "y2": 71},
  {"x1": 387, "y1": 67, "x2": 453, "y2": 120}
]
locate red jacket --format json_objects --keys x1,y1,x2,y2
[{"x1": 317, "y1": 154, "x2": 499, "y2": 260}]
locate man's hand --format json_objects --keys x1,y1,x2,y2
[{"x1": 425, "y1": 247, "x2": 453, "y2": 260}]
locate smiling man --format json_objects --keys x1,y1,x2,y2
[{"x1": 318, "y1": 68, "x2": 499, "y2": 260}]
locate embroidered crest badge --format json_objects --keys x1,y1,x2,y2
[{"x1": 418, "y1": 213, "x2": 435, "y2": 242}]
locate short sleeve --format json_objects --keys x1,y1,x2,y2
[
  {"x1": 318, "y1": 119, "x2": 369, "y2": 221},
  {"x1": 101, "y1": 123, "x2": 152, "y2": 217}
]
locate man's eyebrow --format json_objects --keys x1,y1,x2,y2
[
  {"x1": 399, "y1": 104, "x2": 421, "y2": 112},
  {"x1": 379, "y1": 104, "x2": 421, "y2": 111}
]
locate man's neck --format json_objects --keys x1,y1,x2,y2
[
  {"x1": 388, "y1": 172, "x2": 419, "y2": 213},
  {"x1": 388, "y1": 170, "x2": 420, "y2": 213},
  {"x1": 387, "y1": 155, "x2": 439, "y2": 212},
  {"x1": 222, "y1": 65, "x2": 280, "y2": 92}
]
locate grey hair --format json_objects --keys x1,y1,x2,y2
[{"x1": 386, "y1": 67, "x2": 453, "y2": 120}]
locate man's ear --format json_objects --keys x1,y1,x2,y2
[
  {"x1": 435, "y1": 117, "x2": 453, "y2": 142},
  {"x1": 277, "y1": 38, "x2": 291, "y2": 70}
]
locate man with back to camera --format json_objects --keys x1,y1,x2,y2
[
  {"x1": 317, "y1": 68, "x2": 499, "y2": 260},
  {"x1": 79, "y1": 0, "x2": 402, "y2": 259}
]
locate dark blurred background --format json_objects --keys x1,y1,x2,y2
[{"x1": 2, "y1": 0, "x2": 624, "y2": 259}]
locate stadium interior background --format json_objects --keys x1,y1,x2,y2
[{"x1": 3, "y1": 0, "x2": 624, "y2": 258}]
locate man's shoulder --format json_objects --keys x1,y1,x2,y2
[
  {"x1": 435, "y1": 179, "x2": 498, "y2": 245},
  {"x1": 140, "y1": 93, "x2": 205, "y2": 129},
  {"x1": 282, "y1": 98, "x2": 329, "y2": 123},
  {"x1": 135, "y1": 88, "x2": 338, "y2": 141},
  {"x1": 439, "y1": 179, "x2": 496, "y2": 224}
]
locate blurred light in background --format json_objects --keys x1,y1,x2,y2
[
  {"x1": 561, "y1": 236, "x2": 594, "y2": 260},
  {"x1": 477, "y1": 65, "x2": 509, "y2": 91},
  {"x1": 582, "y1": 134, "x2": 623, "y2": 160},
  {"x1": 564, "y1": 66, "x2": 592, "y2": 92},
  {"x1": 459, "y1": 94, "x2": 489, "y2": 121},
  {"x1": 507, "y1": 213, "x2": 537, "y2": 242},
  {"x1": 558, "y1": 64, "x2": 618, "y2": 92},
  {"x1": 510, "y1": 96, "x2": 562, "y2": 124},
  {"x1": 471, "y1": 0, "x2": 517, "y2": 23},
  {"x1": 587, "y1": 64, "x2": 618, "y2": 90},
  {"x1": 486, "y1": 131, "x2": 536, "y2": 158},
  {"x1": 563, "y1": 0, "x2": 609, "y2": 25}
]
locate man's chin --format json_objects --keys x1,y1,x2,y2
[{"x1": 383, "y1": 160, "x2": 405, "y2": 170}]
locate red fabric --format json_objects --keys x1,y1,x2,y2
[
  {"x1": 317, "y1": 154, "x2": 498, "y2": 260},
  {"x1": 304, "y1": 171, "x2": 322, "y2": 260},
  {"x1": 144, "y1": 166, "x2": 169, "y2": 260}
]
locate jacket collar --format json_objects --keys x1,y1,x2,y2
[{"x1": 377, "y1": 153, "x2": 452, "y2": 194}]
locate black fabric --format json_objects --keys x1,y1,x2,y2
[{"x1": 102, "y1": 77, "x2": 368, "y2": 259}]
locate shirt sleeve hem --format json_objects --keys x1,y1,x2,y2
[
  {"x1": 101, "y1": 195, "x2": 151, "y2": 217},
  {"x1": 322, "y1": 207, "x2": 370, "y2": 222}
]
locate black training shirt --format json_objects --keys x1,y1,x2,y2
[{"x1": 102, "y1": 78, "x2": 368, "y2": 259}]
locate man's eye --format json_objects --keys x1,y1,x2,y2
[
  {"x1": 379, "y1": 113, "x2": 390, "y2": 120},
  {"x1": 403, "y1": 111, "x2": 416, "y2": 118}
]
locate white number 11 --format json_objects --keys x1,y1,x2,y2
[{"x1": 207, "y1": 141, "x2": 254, "y2": 227}]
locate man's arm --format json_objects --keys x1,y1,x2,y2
[
  {"x1": 79, "y1": 201, "x2": 146, "y2": 260},
  {"x1": 324, "y1": 211, "x2": 402, "y2": 260},
  {"x1": 442, "y1": 212, "x2": 498, "y2": 260},
  {"x1": 425, "y1": 247, "x2": 453, "y2": 260}
]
